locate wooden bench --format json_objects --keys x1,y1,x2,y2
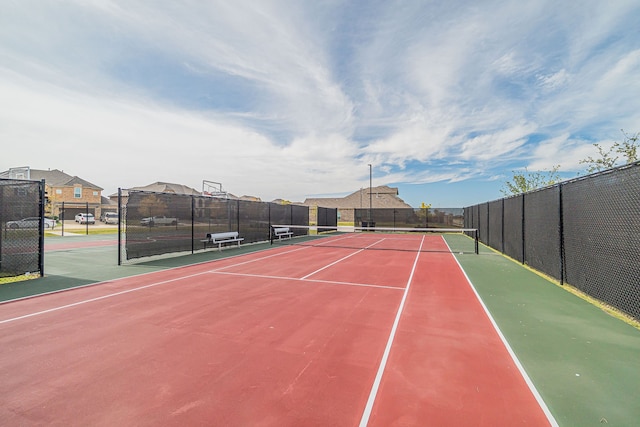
[
  {"x1": 201, "y1": 231, "x2": 244, "y2": 250},
  {"x1": 273, "y1": 227, "x2": 293, "y2": 240}
]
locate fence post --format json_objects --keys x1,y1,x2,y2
[
  {"x1": 559, "y1": 184, "x2": 565, "y2": 285},
  {"x1": 521, "y1": 194, "x2": 526, "y2": 265},
  {"x1": 39, "y1": 179, "x2": 45, "y2": 277},
  {"x1": 501, "y1": 198, "x2": 505, "y2": 253},
  {"x1": 117, "y1": 188, "x2": 122, "y2": 266},
  {"x1": 191, "y1": 196, "x2": 195, "y2": 254}
]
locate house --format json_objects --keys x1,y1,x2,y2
[
  {"x1": 0, "y1": 167, "x2": 103, "y2": 219},
  {"x1": 304, "y1": 186, "x2": 412, "y2": 209},
  {"x1": 111, "y1": 182, "x2": 202, "y2": 203},
  {"x1": 110, "y1": 182, "x2": 263, "y2": 204},
  {"x1": 303, "y1": 186, "x2": 412, "y2": 223}
]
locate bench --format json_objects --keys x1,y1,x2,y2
[
  {"x1": 201, "y1": 231, "x2": 244, "y2": 250},
  {"x1": 273, "y1": 227, "x2": 293, "y2": 240}
]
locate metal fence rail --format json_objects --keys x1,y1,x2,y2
[{"x1": 464, "y1": 161, "x2": 640, "y2": 321}]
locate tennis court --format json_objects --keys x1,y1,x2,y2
[{"x1": 0, "y1": 231, "x2": 555, "y2": 426}]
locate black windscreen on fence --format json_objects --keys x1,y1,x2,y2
[
  {"x1": 488, "y1": 200, "x2": 503, "y2": 252},
  {"x1": 523, "y1": 186, "x2": 561, "y2": 280},
  {"x1": 0, "y1": 178, "x2": 44, "y2": 279},
  {"x1": 317, "y1": 207, "x2": 337, "y2": 228},
  {"x1": 562, "y1": 165, "x2": 640, "y2": 320},
  {"x1": 125, "y1": 192, "x2": 193, "y2": 259},
  {"x1": 238, "y1": 200, "x2": 270, "y2": 243},
  {"x1": 354, "y1": 208, "x2": 463, "y2": 229},
  {"x1": 503, "y1": 195, "x2": 524, "y2": 263},
  {"x1": 478, "y1": 203, "x2": 489, "y2": 244},
  {"x1": 464, "y1": 161, "x2": 640, "y2": 321},
  {"x1": 123, "y1": 191, "x2": 309, "y2": 260}
]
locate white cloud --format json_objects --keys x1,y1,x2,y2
[
  {"x1": 2, "y1": 0, "x2": 639, "y2": 207},
  {"x1": 528, "y1": 134, "x2": 596, "y2": 171},
  {"x1": 459, "y1": 123, "x2": 538, "y2": 162},
  {"x1": 537, "y1": 69, "x2": 571, "y2": 91}
]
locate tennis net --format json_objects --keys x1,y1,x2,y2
[{"x1": 270, "y1": 225, "x2": 479, "y2": 254}]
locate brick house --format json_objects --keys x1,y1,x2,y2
[{"x1": 0, "y1": 168, "x2": 104, "y2": 219}]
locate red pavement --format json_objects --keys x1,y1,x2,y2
[{"x1": 0, "y1": 234, "x2": 553, "y2": 426}]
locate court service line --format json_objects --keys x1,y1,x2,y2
[
  {"x1": 358, "y1": 235, "x2": 425, "y2": 427},
  {"x1": 1, "y1": 243, "x2": 312, "y2": 307},
  {"x1": 300, "y1": 239, "x2": 387, "y2": 280},
  {"x1": 0, "y1": 245, "x2": 313, "y2": 324},
  {"x1": 208, "y1": 244, "x2": 312, "y2": 272},
  {"x1": 208, "y1": 270, "x2": 405, "y2": 291},
  {"x1": 0, "y1": 270, "x2": 212, "y2": 325},
  {"x1": 0, "y1": 241, "x2": 398, "y2": 326},
  {"x1": 444, "y1": 237, "x2": 559, "y2": 427}
]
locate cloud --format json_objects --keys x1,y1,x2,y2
[
  {"x1": 2, "y1": 0, "x2": 639, "y2": 207},
  {"x1": 528, "y1": 134, "x2": 597, "y2": 171}
]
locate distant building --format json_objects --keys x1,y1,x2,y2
[
  {"x1": 303, "y1": 186, "x2": 412, "y2": 209},
  {"x1": 110, "y1": 182, "x2": 267, "y2": 204},
  {"x1": 0, "y1": 167, "x2": 103, "y2": 219},
  {"x1": 303, "y1": 186, "x2": 412, "y2": 223}
]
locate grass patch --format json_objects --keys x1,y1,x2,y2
[
  {"x1": 46, "y1": 228, "x2": 118, "y2": 237},
  {"x1": 0, "y1": 272, "x2": 41, "y2": 285}
]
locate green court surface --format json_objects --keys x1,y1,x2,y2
[
  {"x1": 2, "y1": 233, "x2": 639, "y2": 426},
  {"x1": 445, "y1": 233, "x2": 640, "y2": 427}
]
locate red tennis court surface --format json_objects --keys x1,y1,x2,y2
[{"x1": 0, "y1": 233, "x2": 555, "y2": 426}]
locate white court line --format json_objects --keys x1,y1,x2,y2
[
  {"x1": 300, "y1": 238, "x2": 387, "y2": 280},
  {"x1": 444, "y1": 237, "x2": 559, "y2": 427},
  {"x1": 0, "y1": 270, "x2": 210, "y2": 325},
  {"x1": 208, "y1": 244, "x2": 311, "y2": 272},
  {"x1": 358, "y1": 235, "x2": 425, "y2": 427},
  {"x1": 0, "y1": 244, "x2": 313, "y2": 325},
  {"x1": 209, "y1": 270, "x2": 405, "y2": 291}
]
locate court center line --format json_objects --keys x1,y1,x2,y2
[
  {"x1": 358, "y1": 235, "x2": 425, "y2": 427},
  {"x1": 208, "y1": 270, "x2": 405, "y2": 291},
  {"x1": 300, "y1": 239, "x2": 386, "y2": 280},
  {"x1": 209, "y1": 244, "x2": 312, "y2": 272}
]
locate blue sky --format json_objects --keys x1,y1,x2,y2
[{"x1": 1, "y1": 1, "x2": 639, "y2": 207}]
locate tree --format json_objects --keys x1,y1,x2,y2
[
  {"x1": 501, "y1": 165, "x2": 561, "y2": 196},
  {"x1": 417, "y1": 202, "x2": 432, "y2": 227},
  {"x1": 579, "y1": 129, "x2": 639, "y2": 173}
]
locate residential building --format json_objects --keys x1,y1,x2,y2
[
  {"x1": 0, "y1": 167, "x2": 103, "y2": 219},
  {"x1": 303, "y1": 186, "x2": 413, "y2": 223}
]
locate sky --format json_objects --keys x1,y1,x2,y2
[{"x1": 1, "y1": 1, "x2": 639, "y2": 207}]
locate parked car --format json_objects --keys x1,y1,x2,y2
[
  {"x1": 140, "y1": 216, "x2": 177, "y2": 226},
  {"x1": 104, "y1": 212, "x2": 119, "y2": 224},
  {"x1": 6, "y1": 217, "x2": 56, "y2": 229},
  {"x1": 75, "y1": 213, "x2": 95, "y2": 224}
]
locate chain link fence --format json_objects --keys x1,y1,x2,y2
[
  {"x1": 121, "y1": 190, "x2": 311, "y2": 261},
  {"x1": 0, "y1": 178, "x2": 45, "y2": 280},
  {"x1": 354, "y1": 208, "x2": 464, "y2": 228},
  {"x1": 464, "y1": 161, "x2": 640, "y2": 321}
]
